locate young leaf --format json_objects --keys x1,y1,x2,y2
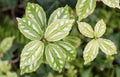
[
  {"x1": 76, "y1": 0, "x2": 96, "y2": 21},
  {"x1": 94, "y1": 19, "x2": 106, "y2": 37},
  {"x1": 20, "y1": 40, "x2": 44, "y2": 74},
  {"x1": 26, "y1": 3, "x2": 46, "y2": 31},
  {"x1": 45, "y1": 19, "x2": 74, "y2": 41},
  {"x1": 63, "y1": 36, "x2": 81, "y2": 48},
  {"x1": 77, "y1": 21, "x2": 94, "y2": 38},
  {"x1": 98, "y1": 38, "x2": 117, "y2": 55},
  {"x1": 45, "y1": 43, "x2": 65, "y2": 71},
  {"x1": 48, "y1": 5, "x2": 74, "y2": 25},
  {"x1": 56, "y1": 41, "x2": 77, "y2": 61},
  {"x1": 0, "y1": 37, "x2": 15, "y2": 53},
  {"x1": 101, "y1": 0, "x2": 120, "y2": 8},
  {"x1": 17, "y1": 17, "x2": 43, "y2": 40},
  {"x1": 83, "y1": 39, "x2": 99, "y2": 64}
]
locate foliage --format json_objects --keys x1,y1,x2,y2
[
  {"x1": 0, "y1": 0, "x2": 120, "y2": 77},
  {"x1": 0, "y1": 37, "x2": 18, "y2": 77}
]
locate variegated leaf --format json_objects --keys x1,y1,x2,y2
[
  {"x1": 101, "y1": 0, "x2": 120, "y2": 8},
  {"x1": 0, "y1": 37, "x2": 15, "y2": 53},
  {"x1": 48, "y1": 5, "x2": 74, "y2": 25},
  {"x1": 20, "y1": 58, "x2": 42, "y2": 75},
  {"x1": 98, "y1": 38, "x2": 117, "y2": 55},
  {"x1": 77, "y1": 21, "x2": 94, "y2": 38},
  {"x1": 76, "y1": 0, "x2": 96, "y2": 21},
  {"x1": 83, "y1": 39, "x2": 99, "y2": 64},
  {"x1": 63, "y1": 36, "x2": 81, "y2": 48},
  {"x1": 17, "y1": 17, "x2": 43, "y2": 40},
  {"x1": 45, "y1": 43, "x2": 65, "y2": 71},
  {"x1": 56, "y1": 41, "x2": 77, "y2": 61},
  {"x1": 26, "y1": 3, "x2": 46, "y2": 31},
  {"x1": 45, "y1": 19, "x2": 74, "y2": 41},
  {"x1": 94, "y1": 19, "x2": 106, "y2": 37},
  {"x1": 20, "y1": 40, "x2": 44, "y2": 74}
]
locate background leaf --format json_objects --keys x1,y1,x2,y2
[
  {"x1": 101, "y1": 0, "x2": 120, "y2": 8},
  {"x1": 45, "y1": 19, "x2": 74, "y2": 41},
  {"x1": 76, "y1": 0, "x2": 96, "y2": 21},
  {"x1": 98, "y1": 38, "x2": 117, "y2": 55},
  {"x1": 77, "y1": 22, "x2": 94, "y2": 38},
  {"x1": 63, "y1": 36, "x2": 81, "y2": 48},
  {"x1": 83, "y1": 39, "x2": 99, "y2": 64},
  {"x1": 0, "y1": 37, "x2": 15, "y2": 53}
]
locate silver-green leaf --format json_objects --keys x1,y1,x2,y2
[
  {"x1": 56, "y1": 41, "x2": 77, "y2": 61},
  {"x1": 98, "y1": 38, "x2": 117, "y2": 55},
  {"x1": 48, "y1": 5, "x2": 74, "y2": 25},
  {"x1": 83, "y1": 39, "x2": 99, "y2": 64},
  {"x1": 17, "y1": 17, "x2": 43, "y2": 40},
  {"x1": 0, "y1": 37, "x2": 15, "y2": 53},
  {"x1": 94, "y1": 19, "x2": 106, "y2": 37},
  {"x1": 20, "y1": 58, "x2": 42, "y2": 75},
  {"x1": 20, "y1": 40, "x2": 44, "y2": 74},
  {"x1": 26, "y1": 3, "x2": 46, "y2": 31},
  {"x1": 45, "y1": 19, "x2": 74, "y2": 41},
  {"x1": 77, "y1": 21, "x2": 94, "y2": 38},
  {"x1": 63, "y1": 36, "x2": 81, "y2": 48},
  {"x1": 101, "y1": 0, "x2": 120, "y2": 8},
  {"x1": 76, "y1": 0, "x2": 96, "y2": 21},
  {"x1": 45, "y1": 43, "x2": 65, "y2": 71}
]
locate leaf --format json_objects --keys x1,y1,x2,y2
[
  {"x1": 56, "y1": 41, "x2": 77, "y2": 61},
  {"x1": 76, "y1": 0, "x2": 96, "y2": 21},
  {"x1": 63, "y1": 36, "x2": 81, "y2": 48},
  {"x1": 83, "y1": 39, "x2": 99, "y2": 64},
  {"x1": 17, "y1": 17, "x2": 43, "y2": 40},
  {"x1": 101, "y1": 0, "x2": 120, "y2": 8},
  {"x1": 0, "y1": 60, "x2": 11, "y2": 73},
  {"x1": 45, "y1": 43, "x2": 65, "y2": 71},
  {"x1": 94, "y1": 19, "x2": 106, "y2": 37},
  {"x1": 45, "y1": 19, "x2": 74, "y2": 41},
  {"x1": 20, "y1": 58, "x2": 42, "y2": 75},
  {"x1": 20, "y1": 40, "x2": 44, "y2": 74},
  {"x1": 26, "y1": 3, "x2": 46, "y2": 31},
  {"x1": 0, "y1": 37, "x2": 15, "y2": 53},
  {"x1": 6, "y1": 72, "x2": 18, "y2": 77},
  {"x1": 77, "y1": 21, "x2": 94, "y2": 38},
  {"x1": 98, "y1": 38, "x2": 117, "y2": 55},
  {"x1": 48, "y1": 5, "x2": 74, "y2": 25}
]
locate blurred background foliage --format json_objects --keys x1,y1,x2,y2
[{"x1": 0, "y1": 0, "x2": 120, "y2": 77}]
